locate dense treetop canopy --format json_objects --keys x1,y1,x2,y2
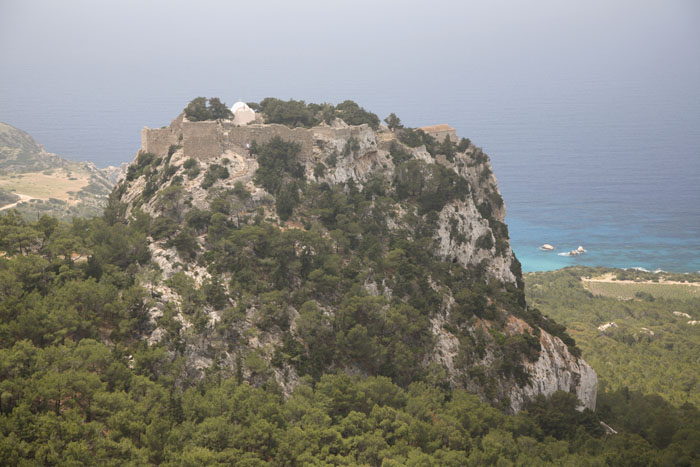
[
  {"x1": 184, "y1": 97, "x2": 233, "y2": 121},
  {"x1": 248, "y1": 98, "x2": 381, "y2": 129}
]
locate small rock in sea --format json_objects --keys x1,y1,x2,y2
[
  {"x1": 577, "y1": 246, "x2": 586, "y2": 253},
  {"x1": 540, "y1": 244, "x2": 555, "y2": 251}
]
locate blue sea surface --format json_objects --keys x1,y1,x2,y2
[
  {"x1": 0, "y1": 77, "x2": 698, "y2": 273},
  {"x1": 466, "y1": 83, "x2": 700, "y2": 273}
]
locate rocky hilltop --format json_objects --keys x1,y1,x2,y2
[{"x1": 114, "y1": 100, "x2": 596, "y2": 413}]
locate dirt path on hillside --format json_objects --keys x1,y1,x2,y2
[
  {"x1": 0, "y1": 193, "x2": 35, "y2": 211},
  {"x1": 227, "y1": 152, "x2": 256, "y2": 180}
]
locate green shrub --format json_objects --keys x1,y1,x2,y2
[
  {"x1": 233, "y1": 181, "x2": 251, "y2": 201},
  {"x1": 398, "y1": 128, "x2": 423, "y2": 147},
  {"x1": 384, "y1": 113, "x2": 403, "y2": 130},
  {"x1": 257, "y1": 97, "x2": 317, "y2": 128},
  {"x1": 475, "y1": 233, "x2": 494, "y2": 250},
  {"x1": 314, "y1": 162, "x2": 327, "y2": 179},
  {"x1": 185, "y1": 208, "x2": 212, "y2": 232},
  {"x1": 457, "y1": 137, "x2": 471, "y2": 152},
  {"x1": 389, "y1": 141, "x2": 412, "y2": 165},
  {"x1": 126, "y1": 152, "x2": 156, "y2": 181},
  {"x1": 150, "y1": 216, "x2": 179, "y2": 240},
  {"x1": 327, "y1": 151, "x2": 338, "y2": 168},
  {"x1": 276, "y1": 182, "x2": 300, "y2": 221},
  {"x1": 334, "y1": 100, "x2": 380, "y2": 129},
  {"x1": 253, "y1": 137, "x2": 304, "y2": 194},
  {"x1": 439, "y1": 138, "x2": 457, "y2": 161},
  {"x1": 169, "y1": 228, "x2": 199, "y2": 259},
  {"x1": 183, "y1": 158, "x2": 200, "y2": 179},
  {"x1": 394, "y1": 160, "x2": 469, "y2": 213},
  {"x1": 184, "y1": 97, "x2": 232, "y2": 121},
  {"x1": 201, "y1": 164, "x2": 230, "y2": 189},
  {"x1": 342, "y1": 136, "x2": 360, "y2": 157},
  {"x1": 250, "y1": 98, "x2": 380, "y2": 129},
  {"x1": 167, "y1": 144, "x2": 182, "y2": 159}
]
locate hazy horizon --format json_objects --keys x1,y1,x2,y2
[{"x1": 2, "y1": 0, "x2": 698, "y2": 163}]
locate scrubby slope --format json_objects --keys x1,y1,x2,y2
[{"x1": 114, "y1": 106, "x2": 596, "y2": 413}]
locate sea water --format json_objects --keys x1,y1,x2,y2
[{"x1": 1, "y1": 78, "x2": 698, "y2": 273}]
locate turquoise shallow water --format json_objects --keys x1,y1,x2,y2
[{"x1": 507, "y1": 217, "x2": 695, "y2": 273}]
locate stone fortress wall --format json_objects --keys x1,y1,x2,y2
[
  {"x1": 224, "y1": 123, "x2": 316, "y2": 157},
  {"x1": 141, "y1": 116, "x2": 372, "y2": 161},
  {"x1": 182, "y1": 121, "x2": 223, "y2": 160},
  {"x1": 419, "y1": 124, "x2": 458, "y2": 143},
  {"x1": 141, "y1": 127, "x2": 177, "y2": 157}
]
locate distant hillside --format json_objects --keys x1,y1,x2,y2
[
  {"x1": 0, "y1": 122, "x2": 126, "y2": 219},
  {"x1": 0, "y1": 123, "x2": 65, "y2": 173}
]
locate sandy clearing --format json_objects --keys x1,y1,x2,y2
[
  {"x1": 582, "y1": 272, "x2": 700, "y2": 287},
  {"x1": 0, "y1": 170, "x2": 90, "y2": 201}
]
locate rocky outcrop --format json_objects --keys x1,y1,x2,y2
[
  {"x1": 428, "y1": 311, "x2": 596, "y2": 413},
  {"x1": 100, "y1": 162, "x2": 129, "y2": 184},
  {"x1": 513, "y1": 329, "x2": 597, "y2": 412},
  {"x1": 119, "y1": 111, "x2": 596, "y2": 412}
]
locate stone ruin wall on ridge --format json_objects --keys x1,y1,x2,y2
[
  {"x1": 141, "y1": 127, "x2": 177, "y2": 157},
  {"x1": 141, "y1": 118, "x2": 372, "y2": 161}
]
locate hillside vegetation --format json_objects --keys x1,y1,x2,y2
[
  {"x1": 118, "y1": 99, "x2": 601, "y2": 414},
  {"x1": 1, "y1": 100, "x2": 699, "y2": 464},
  {"x1": 525, "y1": 267, "x2": 700, "y2": 407},
  {"x1": 1, "y1": 213, "x2": 698, "y2": 465}
]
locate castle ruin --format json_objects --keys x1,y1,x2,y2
[{"x1": 141, "y1": 115, "x2": 374, "y2": 161}]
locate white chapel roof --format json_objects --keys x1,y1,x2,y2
[{"x1": 231, "y1": 101, "x2": 252, "y2": 113}]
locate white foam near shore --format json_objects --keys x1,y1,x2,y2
[
  {"x1": 557, "y1": 246, "x2": 587, "y2": 257},
  {"x1": 626, "y1": 267, "x2": 651, "y2": 272}
]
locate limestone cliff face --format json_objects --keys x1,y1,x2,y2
[
  {"x1": 120, "y1": 114, "x2": 596, "y2": 413},
  {"x1": 516, "y1": 329, "x2": 598, "y2": 411}
]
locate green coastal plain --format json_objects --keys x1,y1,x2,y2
[{"x1": 525, "y1": 267, "x2": 700, "y2": 408}]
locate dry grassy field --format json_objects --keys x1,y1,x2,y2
[
  {"x1": 0, "y1": 169, "x2": 90, "y2": 202},
  {"x1": 582, "y1": 277, "x2": 700, "y2": 300}
]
